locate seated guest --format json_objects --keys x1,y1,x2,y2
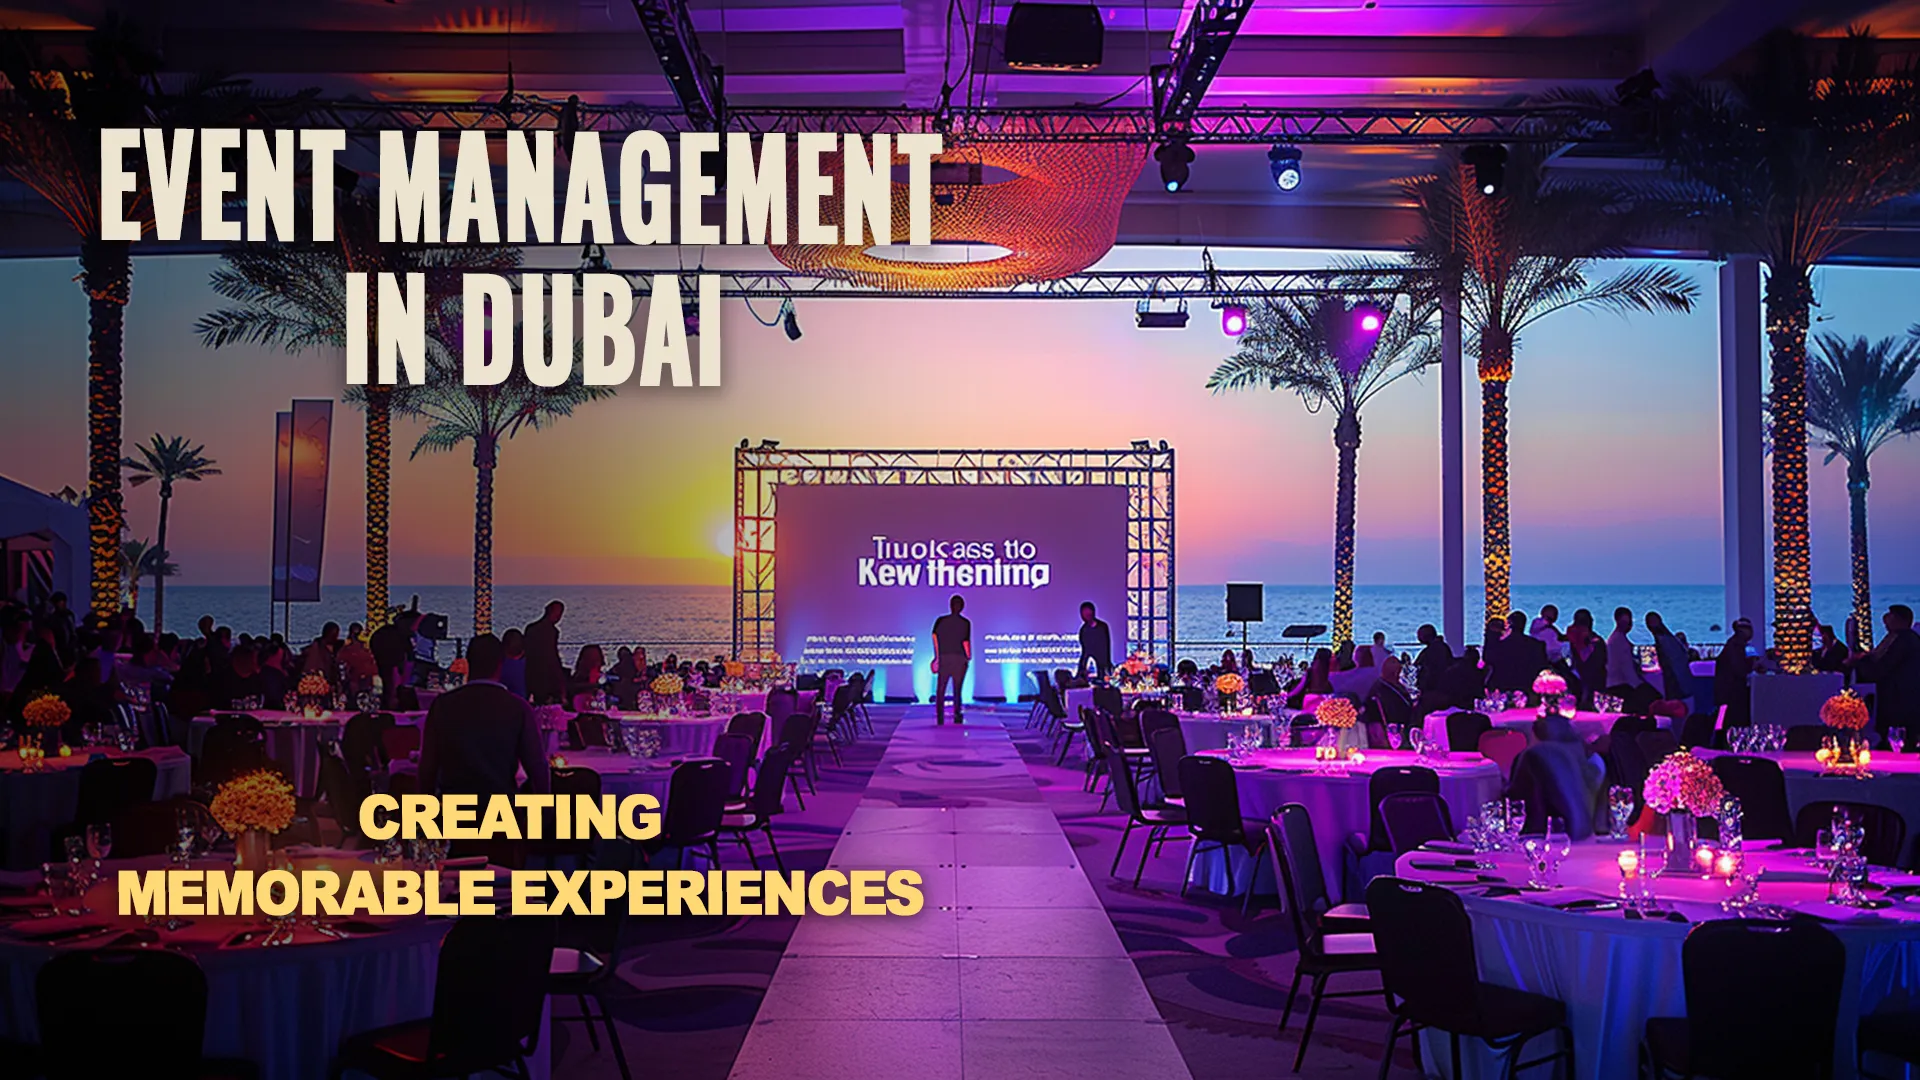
[
  {"x1": 569, "y1": 644, "x2": 607, "y2": 711},
  {"x1": 218, "y1": 643, "x2": 272, "y2": 708},
  {"x1": 256, "y1": 640, "x2": 290, "y2": 706},
  {"x1": 61, "y1": 657, "x2": 113, "y2": 744},
  {"x1": 116, "y1": 631, "x2": 174, "y2": 699},
  {"x1": 1175, "y1": 658, "x2": 1201, "y2": 686},
  {"x1": 1567, "y1": 610, "x2": 1608, "y2": 708},
  {"x1": 499, "y1": 629, "x2": 528, "y2": 699},
  {"x1": 1530, "y1": 605, "x2": 1569, "y2": 665},
  {"x1": 1285, "y1": 648, "x2": 1334, "y2": 709},
  {"x1": 1605, "y1": 607, "x2": 1660, "y2": 714},
  {"x1": 300, "y1": 622, "x2": 343, "y2": 685},
  {"x1": 1329, "y1": 645, "x2": 1381, "y2": 700},
  {"x1": 1483, "y1": 612, "x2": 1548, "y2": 694},
  {"x1": 1218, "y1": 649, "x2": 1238, "y2": 674},
  {"x1": 1412, "y1": 624, "x2": 1452, "y2": 700},
  {"x1": 338, "y1": 625, "x2": 378, "y2": 699},
  {"x1": 1853, "y1": 604, "x2": 1920, "y2": 740},
  {"x1": 1240, "y1": 648, "x2": 1256, "y2": 676},
  {"x1": 1814, "y1": 624, "x2": 1849, "y2": 672},
  {"x1": 1715, "y1": 619, "x2": 1756, "y2": 729},
  {"x1": 1646, "y1": 611, "x2": 1697, "y2": 712},
  {"x1": 418, "y1": 634, "x2": 549, "y2": 798},
  {"x1": 1435, "y1": 646, "x2": 1487, "y2": 712}
]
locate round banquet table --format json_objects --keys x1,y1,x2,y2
[
  {"x1": 1170, "y1": 712, "x2": 1280, "y2": 753},
  {"x1": 595, "y1": 712, "x2": 726, "y2": 757},
  {"x1": 1393, "y1": 842, "x2": 1920, "y2": 1079},
  {"x1": 0, "y1": 746, "x2": 192, "y2": 870},
  {"x1": 1186, "y1": 748, "x2": 1503, "y2": 903},
  {"x1": 1696, "y1": 749, "x2": 1920, "y2": 867},
  {"x1": 1424, "y1": 707, "x2": 1661, "y2": 752},
  {"x1": 393, "y1": 748, "x2": 675, "y2": 804},
  {"x1": 0, "y1": 849, "x2": 547, "y2": 1080},
  {"x1": 189, "y1": 712, "x2": 426, "y2": 798}
]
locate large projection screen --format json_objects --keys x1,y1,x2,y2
[{"x1": 774, "y1": 484, "x2": 1130, "y2": 701}]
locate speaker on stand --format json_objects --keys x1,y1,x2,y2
[{"x1": 1225, "y1": 582, "x2": 1263, "y2": 658}]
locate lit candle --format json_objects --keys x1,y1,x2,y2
[
  {"x1": 1695, "y1": 844, "x2": 1716, "y2": 872},
  {"x1": 1617, "y1": 849, "x2": 1640, "y2": 878},
  {"x1": 1714, "y1": 852, "x2": 1738, "y2": 879}
]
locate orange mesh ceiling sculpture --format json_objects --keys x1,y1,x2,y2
[{"x1": 769, "y1": 135, "x2": 1147, "y2": 289}]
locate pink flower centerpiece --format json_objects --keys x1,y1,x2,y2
[{"x1": 1644, "y1": 750, "x2": 1725, "y2": 869}]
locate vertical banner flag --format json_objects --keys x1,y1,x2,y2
[{"x1": 270, "y1": 399, "x2": 334, "y2": 603}]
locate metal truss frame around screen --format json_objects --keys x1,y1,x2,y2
[{"x1": 732, "y1": 445, "x2": 1175, "y2": 674}]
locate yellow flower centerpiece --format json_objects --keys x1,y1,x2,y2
[
  {"x1": 1315, "y1": 697, "x2": 1358, "y2": 729},
  {"x1": 1821, "y1": 690, "x2": 1871, "y2": 732},
  {"x1": 724, "y1": 660, "x2": 745, "y2": 679},
  {"x1": 1818, "y1": 690, "x2": 1874, "y2": 772},
  {"x1": 294, "y1": 672, "x2": 333, "y2": 718},
  {"x1": 21, "y1": 693, "x2": 69, "y2": 729},
  {"x1": 650, "y1": 673, "x2": 685, "y2": 696},
  {"x1": 210, "y1": 769, "x2": 296, "y2": 869}
]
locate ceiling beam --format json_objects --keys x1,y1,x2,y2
[{"x1": 630, "y1": 0, "x2": 726, "y2": 128}]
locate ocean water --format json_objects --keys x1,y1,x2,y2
[{"x1": 139, "y1": 582, "x2": 1915, "y2": 662}]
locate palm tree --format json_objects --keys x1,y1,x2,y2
[
  {"x1": 396, "y1": 325, "x2": 613, "y2": 635},
  {"x1": 119, "y1": 537, "x2": 175, "y2": 617},
  {"x1": 1401, "y1": 146, "x2": 1698, "y2": 623},
  {"x1": 1804, "y1": 334, "x2": 1920, "y2": 649},
  {"x1": 1208, "y1": 295, "x2": 1439, "y2": 642},
  {"x1": 196, "y1": 192, "x2": 519, "y2": 631},
  {"x1": 0, "y1": 17, "x2": 292, "y2": 621},
  {"x1": 1653, "y1": 29, "x2": 1920, "y2": 671},
  {"x1": 121, "y1": 434, "x2": 221, "y2": 634}
]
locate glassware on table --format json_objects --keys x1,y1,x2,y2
[
  {"x1": 1607, "y1": 786, "x2": 1636, "y2": 841},
  {"x1": 1407, "y1": 727, "x2": 1425, "y2": 761},
  {"x1": 1893, "y1": 727, "x2": 1908, "y2": 753},
  {"x1": 86, "y1": 823, "x2": 112, "y2": 862},
  {"x1": 1385, "y1": 723, "x2": 1405, "y2": 751},
  {"x1": 173, "y1": 808, "x2": 199, "y2": 865},
  {"x1": 1521, "y1": 833, "x2": 1549, "y2": 888}
]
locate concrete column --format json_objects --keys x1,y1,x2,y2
[
  {"x1": 1440, "y1": 282, "x2": 1465, "y2": 654},
  {"x1": 1720, "y1": 256, "x2": 1767, "y2": 636}
]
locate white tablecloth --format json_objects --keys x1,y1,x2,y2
[
  {"x1": 1394, "y1": 843, "x2": 1920, "y2": 1079},
  {"x1": 189, "y1": 712, "x2": 426, "y2": 797},
  {"x1": 1187, "y1": 748, "x2": 1504, "y2": 903},
  {"x1": 595, "y1": 713, "x2": 726, "y2": 758},
  {"x1": 1424, "y1": 707, "x2": 1655, "y2": 752},
  {"x1": 0, "y1": 747, "x2": 192, "y2": 869},
  {"x1": 1171, "y1": 712, "x2": 1278, "y2": 753}
]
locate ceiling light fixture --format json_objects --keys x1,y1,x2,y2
[{"x1": 1267, "y1": 145, "x2": 1302, "y2": 192}]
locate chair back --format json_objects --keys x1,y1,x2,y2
[
  {"x1": 569, "y1": 712, "x2": 612, "y2": 750},
  {"x1": 1365, "y1": 766, "x2": 1440, "y2": 852},
  {"x1": 1105, "y1": 741, "x2": 1151, "y2": 820},
  {"x1": 727, "y1": 712, "x2": 767, "y2": 755},
  {"x1": 713, "y1": 731, "x2": 757, "y2": 799},
  {"x1": 380, "y1": 723, "x2": 421, "y2": 762},
  {"x1": 829, "y1": 682, "x2": 857, "y2": 722},
  {"x1": 111, "y1": 798, "x2": 214, "y2": 858},
  {"x1": 1476, "y1": 728, "x2": 1526, "y2": 781},
  {"x1": 777, "y1": 710, "x2": 815, "y2": 750},
  {"x1": 1248, "y1": 671, "x2": 1281, "y2": 698},
  {"x1": 1783, "y1": 725, "x2": 1829, "y2": 752},
  {"x1": 1039, "y1": 681, "x2": 1068, "y2": 721},
  {"x1": 1138, "y1": 709, "x2": 1180, "y2": 743},
  {"x1": 1146, "y1": 724, "x2": 1187, "y2": 801},
  {"x1": 426, "y1": 914, "x2": 556, "y2": 1073},
  {"x1": 1373, "y1": 682, "x2": 1413, "y2": 728},
  {"x1": 1176, "y1": 756, "x2": 1246, "y2": 843},
  {"x1": 1365, "y1": 877, "x2": 1484, "y2": 1034},
  {"x1": 1679, "y1": 713, "x2": 1716, "y2": 748},
  {"x1": 37, "y1": 948, "x2": 210, "y2": 1080},
  {"x1": 1173, "y1": 686, "x2": 1206, "y2": 713},
  {"x1": 73, "y1": 756, "x2": 158, "y2": 823},
  {"x1": 748, "y1": 742, "x2": 800, "y2": 819},
  {"x1": 1444, "y1": 712, "x2": 1491, "y2": 755},
  {"x1": 340, "y1": 711, "x2": 391, "y2": 772},
  {"x1": 1508, "y1": 745, "x2": 1596, "y2": 839},
  {"x1": 1636, "y1": 728, "x2": 1680, "y2": 766},
  {"x1": 1379, "y1": 792, "x2": 1455, "y2": 854},
  {"x1": 551, "y1": 765, "x2": 604, "y2": 801},
  {"x1": 1794, "y1": 801, "x2": 1908, "y2": 867},
  {"x1": 661, "y1": 758, "x2": 731, "y2": 847},
  {"x1": 1269, "y1": 804, "x2": 1337, "y2": 935},
  {"x1": 1679, "y1": 919, "x2": 1846, "y2": 1077},
  {"x1": 1708, "y1": 755, "x2": 1796, "y2": 843},
  {"x1": 198, "y1": 719, "x2": 268, "y2": 787},
  {"x1": 766, "y1": 689, "x2": 800, "y2": 728},
  {"x1": 317, "y1": 747, "x2": 369, "y2": 841}
]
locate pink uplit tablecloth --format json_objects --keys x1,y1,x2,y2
[
  {"x1": 1424, "y1": 707, "x2": 1661, "y2": 751},
  {"x1": 0, "y1": 746, "x2": 192, "y2": 870},
  {"x1": 393, "y1": 748, "x2": 675, "y2": 805},
  {"x1": 1394, "y1": 842, "x2": 1920, "y2": 1079},
  {"x1": 594, "y1": 712, "x2": 727, "y2": 758},
  {"x1": 0, "y1": 849, "x2": 546, "y2": 1080},
  {"x1": 1186, "y1": 748, "x2": 1503, "y2": 903},
  {"x1": 1697, "y1": 748, "x2": 1920, "y2": 866},
  {"x1": 188, "y1": 712, "x2": 427, "y2": 797}
]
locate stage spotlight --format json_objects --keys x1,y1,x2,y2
[
  {"x1": 1220, "y1": 304, "x2": 1248, "y2": 337},
  {"x1": 1463, "y1": 144, "x2": 1508, "y2": 197},
  {"x1": 1135, "y1": 299, "x2": 1189, "y2": 329},
  {"x1": 1267, "y1": 145, "x2": 1302, "y2": 192},
  {"x1": 759, "y1": 439, "x2": 780, "y2": 449},
  {"x1": 1155, "y1": 141, "x2": 1195, "y2": 193},
  {"x1": 1356, "y1": 307, "x2": 1383, "y2": 334},
  {"x1": 1131, "y1": 439, "x2": 1151, "y2": 451},
  {"x1": 781, "y1": 300, "x2": 802, "y2": 341}
]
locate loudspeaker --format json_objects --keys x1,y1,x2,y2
[
  {"x1": 1004, "y1": 3, "x2": 1104, "y2": 71},
  {"x1": 416, "y1": 613, "x2": 449, "y2": 640},
  {"x1": 1226, "y1": 582, "x2": 1264, "y2": 624}
]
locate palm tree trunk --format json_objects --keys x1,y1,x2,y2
[
  {"x1": 364, "y1": 387, "x2": 393, "y2": 633},
  {"x1": 82, "y1": 238, "x2": 131, "y2": 623},
  {"x1": 153, "y1": 488, "x2": 171, "y2": 635},
  {"x1": 1331, "y1": 409, "x2": 1361, "y2": 645},
  {"x1": 472, "y1": 437, "x2": 497, "y2": 636},
  {"x1": 1479, "y1": 328, "x2": 1515, "y2": 626},
  {"x1": 1765, "y1": 267, "x2": 1815, "y2": 672},
  {"x1": 1848, "y1": 460, "x2": 1873, "y2": 650}
]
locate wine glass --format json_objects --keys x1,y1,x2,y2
[
  {"x1": 1385, "y1": 723, "x2": 1405, "y2": 751},
  {"x1": 1521, "y1": 833, "x2": 1548, "y2": 888},
  {"x1": 199, "y1": 816, "x2": 224, "y2": 859},
  {"x1": 1607, "y1": 787, "x2": 1636, "y2": 841},
  {"x1": 1892, "y1": 727, "x2": 1908, "y2": 754},
  {"x1": 1547, "y1": 816, "x2": 1572, "y2": 885},
  {"x1": 86, "y1": 823, "x2": 112, "y2": 862},
  {"x1": 1407, "y1": 728, "x2": 1426, "y2": 760}
]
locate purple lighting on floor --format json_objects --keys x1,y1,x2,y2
[{"x1": 1221, "y1": 305, "x2": 1247, "y2": 336}]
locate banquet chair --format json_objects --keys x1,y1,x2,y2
[
  {"x1": 1094, "y1": 709, "x2": 1153, "y2": 788},
  {"x1": 1372, "y1": 682, "x2": 1414, "y2": 731},
  {"x1": 643, "y1": 759, "x2": 730, "y2": 871},
  {"x1": 1360, "y1": 699, "x2": 1391, "y2": 751},
  {"x1": 1858, "y1": 1007, "x2": 1920, "y2": 1079},
  {"x1": 1093, "y1": 685, "x2": 1124, "y2": 719},
  {"x1": 1268, "y1": 808, "x2": 1383, "y2": 1072},
  {"x1": 37, "y1": 948, "x2": 258, "y2": 1080},
  {"x1": 111, "y1": 797, "x2": 216, "y2": 858},
  {"x1": 719, "y1": 741, "x2": 800, "y2": 871},
  {"x1": 1794, "y1": 801, "x2": 1908, "y2": 868},
  {"x1": 1360, "y1": 767, "x2": 1441, "y2": 854},
  {"x1": 1083, "y1": 710, "x2": 1122, "y2": 806},
  {"x1": 1036, "y1": 680, "x2": 1069, "y2": 738},
  {"x1": 858, "y1": 669, "x2": 877, "y2": 732},
  {"x1": 330, "y1": 913, "x2": 553, "y2": 1080},
  {"x1": 1444, "y1": 712, "x2": 1492, "y2": 755},
  {"x1": 569, "y1": 712, "x2": 613, "y2": 750},
  {"x1": 1641, "y1": 919, "x2": 1845, "y2": 1080},
  {"x1": 1054, "y1": 703, "x2": 1091, "y2": 766},
  {"x1": 1139, "y1": 708, "x2": 1181, "y2": 745},
  {"x1": 766, "y1": 688, "x2": 800, "y2": 732},
  {"x1": 316, "y1": 748, "x2": 370, "y2": 847},
  {"x1": 1147, "y1": 724, "x2": 1188, "y2": 806},
  {"x1": 1706, "y1": 755, "x2": 1796, "y2": 843},
  {"x1": 1476, "y1": 728, "x2": 1527, "y2": 784},
  {"x1": 827, "y1": 681, "x2": 861, "y2": 744},
  {"x1": 1679, "y1": 713, "x2": 1717, "y2": 749},
  {"x1": 776, "y1": 712, "x2": 817, "y2": 806},
  {"x1": 1267, "y1": 805, "x2": 1370, "y2": 934},
  {"x1": 149, "y1": 700, "x2": 178, "y2": 749},
  {"x1": 713, "y1": 731, "x2": 757, "y2": 802},
  {"x1": 1105, "y1": 738, "x2": 1187, "y2": 886},
  {"x1": 1173, "y1": 685, "x2": 1207, "y2": 713},
  {"x1": 537, "y1": 767, "x2": 605, "y2": 865},
  {"x1": 1178, "y1": 755, "x2": 1272, "y2": 912},
  {"x1": 1784, "y1": 725, "x2": 1830, "y2": 752},
  {"x1": 1379, "y1": 792, "x2": 1455, "y2": 855},
  {"x1": 72, "y1": 755, "x2": 158, "y2": 824},
  {"x1": 1366, "y1": 877, "x2": 1574, "y2": 1080},
  {"x1": 340, "y1": 712, "x2": 392, "y2": 774},
  {"x1": 550, "y1": 839, "x2": 640, "y2": 1080},
  {"x1": 1027, "y1": 670, "x2": 1053, "y2": 727},
  {"x1": 197, "y1": 716, "x2": 268, "y2": 789},
  {"x1": 725, "y1": 712, "x2": 768, "y2": 758},
  {"x1": 1636, "y1": 729, "x2": 1680, "y2": 767},
  {"x1": 1507, "y1": 746, "x2": 1598, "y2": 839}
]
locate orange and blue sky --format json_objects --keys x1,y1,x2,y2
[{"x1": 1, "y1": 246, "x2": 1916, "y2": 591}]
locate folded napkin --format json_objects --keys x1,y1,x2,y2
[
  {"x1": 1421, "y1": 841, "x2": 1475, "y2": 855},
  {"x1": 1408, "y1": 858, "x2": 1480, "y2": 874}
]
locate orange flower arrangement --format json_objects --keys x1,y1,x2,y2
[
  {"x1": 1821, "y1": 690, "x2": 1871, "y2": 731},
  {"x1": 650, "y1": 673, "x2": 685, "y2": 696},
  {"x1": 1214, "y1": 672, "x2": 1246, "y2": 695},
  {"x1": 210, "y1": 769, "x2": 296, "y2": 835},
  {"x1": 1315, "y1": 697, "x2": 1359, "y2": 729},
  {"x1": 723, "y1": 660, "x2": 745, "y2": 678},
  {"x1": 21, "y1": 693, "x2": 70, "y2": 729},
  {"x1": 296, "y1": 672, "x2": 331, "y2": 697},
  {"x1": 448, "y1": 657, "x2": 469, "y2": 676}
]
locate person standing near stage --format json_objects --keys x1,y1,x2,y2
[
  {"x1": 522, "y1": 600, "x2": 567, "y2": 705},
  {"x1": 1076, "y1": 601, "x2": 1113, "y2": 681},
  {"x1": 932, "y1": 594, "x2": 971, "y2": 726}
]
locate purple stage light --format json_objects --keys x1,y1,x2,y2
[
  {"x1": 1358, "y1": 310, "x2": 1382, "y2": 333},
  {"x1": 1221, "y1": 305, "x2": 1248, "y2": 336}
]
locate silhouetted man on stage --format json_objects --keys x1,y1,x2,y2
[
  {"x1": 932, "y1": 594, "x2": 971, "y2": 725},
  {"x1": 1076, "y1": 601, "x2": 1112, "y2": 681}
]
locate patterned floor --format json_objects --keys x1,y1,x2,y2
[{"x1": 551, "y1": 706, "x2": 1408, "y2": 1080}]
